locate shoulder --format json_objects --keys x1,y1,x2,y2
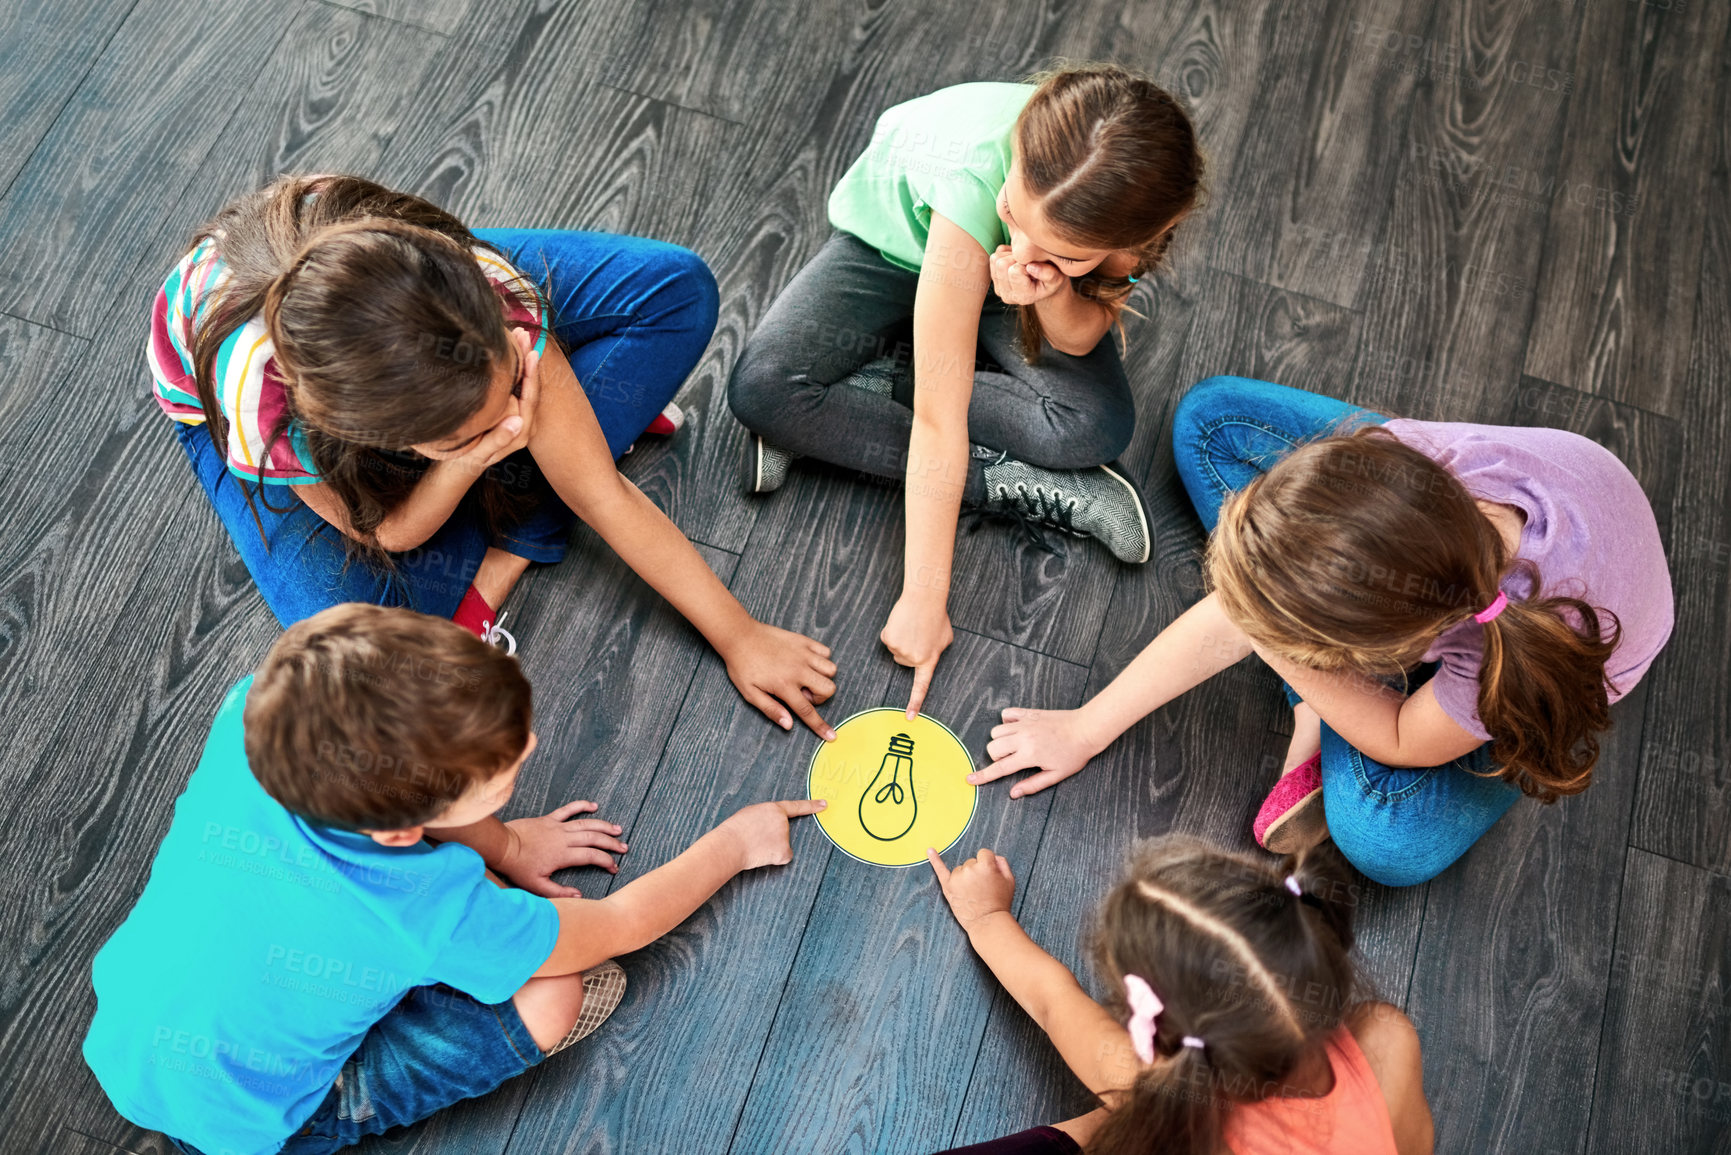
[{"x1": 1346, "y1": 1002, "x2": 1429, "y2": 1136}]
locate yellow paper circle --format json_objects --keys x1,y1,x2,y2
[{"x1": 808, "y1": 708, "x2": 978, "y2": 868}]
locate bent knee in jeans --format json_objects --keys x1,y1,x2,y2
[{"x1": 1320, "y1": 729, "x2": 1521, "y2": 888}]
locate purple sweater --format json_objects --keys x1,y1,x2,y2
[{"x1": 1383, "y1": 420, "x2": 1674, "y2": 741}]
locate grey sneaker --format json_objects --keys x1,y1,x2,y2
[
  {"x1": 745, "y1": 433, "x2": 795, "y2": 494},
  {"x1": 842, "y1": 355, "x2": 899, "y2": 396},
  {"x1": 980, "y1": 456, "x2": 1153, "y2": 564}
]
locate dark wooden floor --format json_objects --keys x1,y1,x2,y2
[{"x1": 2, "y1": 0, "x2": 1727, "y2": 1152}]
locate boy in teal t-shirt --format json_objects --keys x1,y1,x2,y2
[{"x1": 83, "y1": 604, "x2": 825, "y2": 1155}]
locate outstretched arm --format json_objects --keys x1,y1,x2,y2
[
  {"x1": 928, "y1": 849, "x2": 1138, "y2": 1096},
  {"x1": 526, "y1": 345, "x2": 838, "y2": 738},
  {"x1": 975, "y1": 592, "x2": 1256, "y2": 795},
  {"x1": 879, "y1": 211, "x2": 990, "y2": 718}
]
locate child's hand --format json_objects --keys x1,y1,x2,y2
[
  {"x1": 927, "y1": 847, "x2": 1016, "y2": 931},
  {"x1": 969, "y1": 706, "x2": 1103, "y2": 798},
  {"x1": 881, "y1": 591, "x2": 954, "y2": 719},
  {"x1": 721, "y1": 621, "x2": 839, "y2": 739},
  {"x1": 497, "y1": 800, "x2": 628, "y2": 898},
  {"x1": 989, "y1": 245, "x2": 1067, "y2": 307},
  {"x1": 422, "y1": 329, "x2": 542, "y2": 477},
  {"x1": 719, "y1": 799, "x2": 828, "y2": 871}
]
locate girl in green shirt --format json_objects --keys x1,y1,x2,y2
[{"x1": 728, "y1": 64, "x2": 1203, "y2": 716}]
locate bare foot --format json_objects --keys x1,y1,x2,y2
[
  {"x1": 1282, "y1": 701, "x2": 1323, "y2": 774},
  {"x1": 474, "y1": 547, "x2": 531, "y2": 610}
]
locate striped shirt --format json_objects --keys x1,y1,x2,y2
[{"x1": 147, "y1": 234, "x2": 549, "y2": 485}]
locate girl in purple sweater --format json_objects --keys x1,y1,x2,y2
[{"x1": 974, "y1": 376, "x2": 1674, "y2": 885}]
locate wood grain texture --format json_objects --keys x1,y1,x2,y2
[
  {"x1": 728, "y1": 633, "x2": 1086, "y2": 1155},
  {"x1": 1628, "y1": 47, "x2": 1731, "y2": 873},
  {"x1": 321, "y1": 0, "x2": 482, "y2": 38},
  {"x1": 1206, "y1": 0, "x2": 1427, "y2": 309},
  {"x1": 1348, "y1": 0, "x2": 1585, "y2": 424},
  {"x1": 0, "y1": 0, "x2": 138, "y2": 192},
  {"x1": 1406, "y1": 682, "x2": 1649, "y2": 1155},
  {"x1": 0, "y1": 0, "x2": 299, "y2": 337},
  {"x1": 1586, "y1": 849, "x2": 1731, "y2": 1155},
  {"x1": 1522, "y1": 0, "x2": 1730, "y2": 418}
]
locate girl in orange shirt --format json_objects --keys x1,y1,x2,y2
[{"x1": 927, "y1": 835, "x2": 1433, "y2": 1154}]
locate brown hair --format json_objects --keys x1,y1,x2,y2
[
  {"x1": 1207, "y1": 425, "x2": 1622, "y2": 802},
  {"x1": 1085, "y1": 836, "x2": 1362, "y2": 1155},
  {"x1": 243, "y1": 603, "x2": 532, "y2": 829},
  {"x1": 1012, "y1": 63, "x2": 1204, "y2": 359},
  {"x1": 187, "y1": 174, "x2": 547, "y2": 568}
]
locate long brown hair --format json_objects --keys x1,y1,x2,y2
[
  {"x1": 1012, "y1": 63, "x2": 1204, "y2": 359},
  {"x1": 244, "y1": 603, "x2": 532, "y2": 830},
  {"x1": 1207, "y1": 425, "x2": 1622, "y2": 802},
  {"x1": 1086, "y1": 836, "x2": 1362, "y2": 1155},
  {"x1": 187, "y1": 174, "x2": 547, "y2": 568}
]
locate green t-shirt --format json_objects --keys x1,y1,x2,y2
[{"x1": 827, "y1": 82, "x2": 1033, "y2": 272}]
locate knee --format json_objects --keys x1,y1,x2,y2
[
  {"x1": 727, "y1": 340, "x2": 796, "y2": 433},
  {"x1": 1021, "y1": 389, "x2": 1136, "y2": 470},
  {"x1": 668, "y1": 246, "x2": 719, "y2": 332},
  {"x1": 1327, "y1": 821, "x2": 1451, "y2": 888},
  {"x1": 1172, "y1": 375, "x2": 1245, "y2": 445},
  {"x1": 513, "y1": 972, "x2": 585, "y2": 1054}
]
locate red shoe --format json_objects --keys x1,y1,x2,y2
[
  {"x1": 644, "y1": 402, "x2": 684, "y2": 436},
  {"x1": 452, "y1": 585, "x2": 517, "y2": 655},
  {"x1": 1253, "y1": 752, "x2": 1327, "y2": 854}
]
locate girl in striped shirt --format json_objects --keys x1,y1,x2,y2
[{"x1": 150, "y1": 174, "x2": 839, "y2": 739}]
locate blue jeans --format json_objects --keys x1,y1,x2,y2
[
  {"x1": 1171, "y1": 376, "x2": 1521, "y2": 886},
  {"x1": 175, "y1": 230, "x2": 720, "y2": 626},
  {"x1": 168, "y1": 984, "x2": 546, "y2": 1155}
]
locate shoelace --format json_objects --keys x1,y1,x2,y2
[
  {"x1": 1002, "y1": 481, "x2": 1079, "y2": 533},
  {"x1": 480, "y1": 611, "x2": 517, "y2": 656},
  {"x1": 962, "y1": 488, "x2": 1070, "y2": 555}
]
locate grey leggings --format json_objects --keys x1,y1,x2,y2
[{"x1": 727, "y1": 231, "x2": 1135, "y2": 505}]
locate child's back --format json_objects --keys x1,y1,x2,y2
[{"x1": 82, "y1": 675, "x2": 557, "y2": 1154}]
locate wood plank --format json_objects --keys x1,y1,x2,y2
[
  {"x1": 0, "y1": 0, "x2": 138, "y2": 192},
  {"x1": 1206, "y1": 0, "x2": 1428, "y2": 309},
  {"x1": 1522, "y1": 0, "x2": 1730, "y2": 418},
  {"x1": 729, "y1": 632, "x2": 1087, "y2": 1155},
  {"x1": 1349, "y1": 0, "x2": 1586, "y2": 424},
  {"x1": 1587, "y1": 850, "x2": 1731, "y2": 1155},
  {"x1": 498, "y1": 469, "x2": 907, "y2": 1155},
  {"x1": 1406, "y1": 681, "x2": 1650, "y2": 1154},
  {"x1": 1627, "y1": 47, "x2": 1731, "y2": 874},
  {"x1": 0, "y1": 0, "x2": 300, "y2": 337},
  {"x1": 321, "y1": 0, "x2": 481, "y2": 38}
]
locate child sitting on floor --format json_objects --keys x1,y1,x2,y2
[
  {"x1": 81, "y1": 603, "x2": 823, "y2": 1155},
  {"x1": 927, "y1": 835, "x2": 1433, "y2": 1154}
]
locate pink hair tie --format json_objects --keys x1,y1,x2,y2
[
  {"x1": 1473, "y1": 590, "x2": 1509, "y2": 624},
  {"x1": 1123, "y1": 974, "x2": 1163, "y2": 1063}
]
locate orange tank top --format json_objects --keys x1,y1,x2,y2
[{"x1": 1223, "y1": 1027, "x2": 1399, "y2": 1155}]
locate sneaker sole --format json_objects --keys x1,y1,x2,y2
[
  {"x1": 1259, "y1": 788, "x2": 1329, "y2": 855},
  {"x1": 1096, "y1": 461, "x2": 1152, "y2": 565}
]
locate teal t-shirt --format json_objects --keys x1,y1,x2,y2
[
  {"x1": 81, "y1": 675, "x2": 560, "y2": 1155},
  {"x1": 827, "y1": 81, "x2": 1033, "y2": 272}
]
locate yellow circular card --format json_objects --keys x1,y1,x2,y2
[{"x1": 808, "y1": 708, "x2": 978, "y2": 868}]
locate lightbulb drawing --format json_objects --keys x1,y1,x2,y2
[{"x1": 859, "y1": 733, "x2": 918, "y2": 842}]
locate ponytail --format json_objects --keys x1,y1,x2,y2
[
  {"x1": 1084, "y1": 837, "x2": 1363, "y2": 1155},
  {"x1": 1475, "y1": 573, "x2": 1621, "y2": 801}
]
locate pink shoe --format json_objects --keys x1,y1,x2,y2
[
  {"x1": 645, "y1": 401, "x2": 684, "y2": 436},
  {"x1": 1253, "y1": 752, "x2": 1328, "y2": 854}
]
